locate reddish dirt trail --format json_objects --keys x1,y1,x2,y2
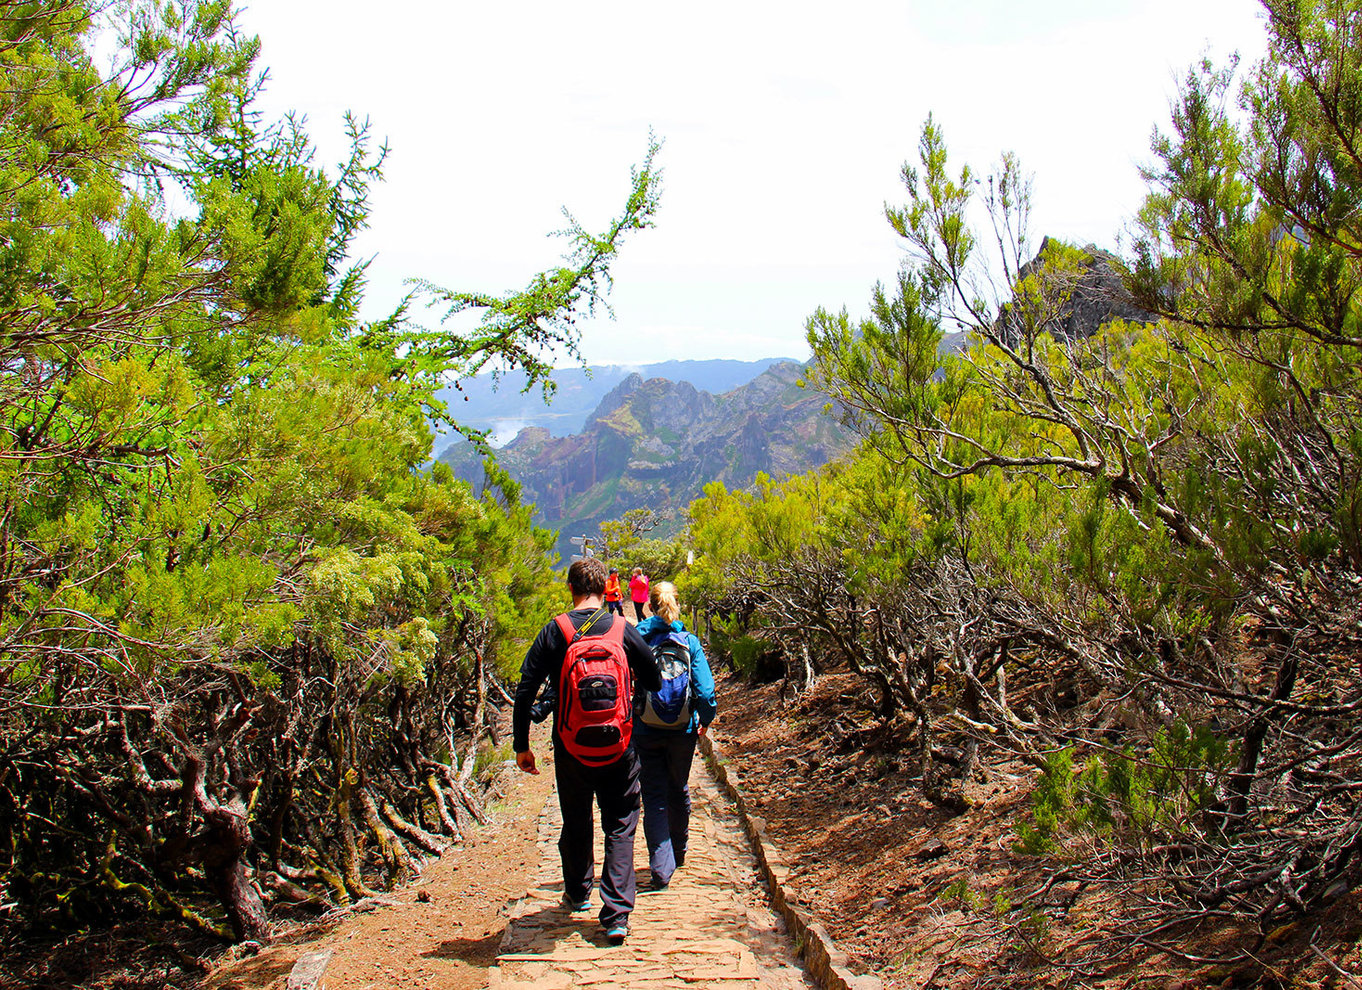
[{"x1": 207, "y1": 732, "x2": 557, "y2": 990}]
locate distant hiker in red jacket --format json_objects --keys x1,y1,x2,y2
[
  {"x1": 604, "y1": 567, "x2": 624, "y2": 616},
  {"x1": 629, "y1": 567, "x2": 650, "y2": 622}
]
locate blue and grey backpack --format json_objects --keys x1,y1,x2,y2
[{"x1": 638, "y1": 629, "x2": 694, "y2": 729}]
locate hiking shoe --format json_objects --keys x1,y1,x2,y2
[
  {"x1": 604, "y1": 923, "x2": 629, "y2": 945},
  {"x1": 560, "y1": 894, "x2": 590, "y2": 912}
]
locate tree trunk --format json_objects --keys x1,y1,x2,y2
[
  {"x1": 436, "y1": 761, "x2": 488, "y2": 828},
  {"x1": 381, "y1": 798, "x2": 447, "y2": 855},
  {"x1": 357, "y1": 786, "x2": 417, "y2": 882},
  {"x1": 1226, "y1": 631, "x2": 1299, "y2": 829},
  {"x1": 426, "y1": 773, "x2": 462, "y2": 840},
  {"x1": 334, "y1": 768, "x2": 376, "y2": 899},
  {"x1": 266, "y1": 772, "x2": 293, "y2": 872},
  {"x1": 459, "y1": 650, "x2": 488, "y2": 786},
  {"x1": 263, "y1": 871, "x2": 329, "y2": 912},
  {"x1": 799, "y1": 642, "x2": 817, "y2": 693},
  {"x1": 202, "y1": 800, "x2": 271, "y2": 943}
]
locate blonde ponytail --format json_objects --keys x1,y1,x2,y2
[{"x1": 649, "y1": 580, "x2": 681, "y2": 624}]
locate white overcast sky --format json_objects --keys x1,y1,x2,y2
[{"x1": 235, "y1": 1, "x2": 1268, "y2": 367}]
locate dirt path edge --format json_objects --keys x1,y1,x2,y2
[{"x1": 700, "y1": 733, "x2": 884, "y2": 990}]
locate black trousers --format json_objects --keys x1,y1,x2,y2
[
  {"x1": 554, "y1": 739, "x2": 641, "y2": 928},
  {"x1": 634, "y1": 728, "x2": 697, "y2": 887}
]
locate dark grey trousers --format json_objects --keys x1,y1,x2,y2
[
  {"x1": 633, "y1": 729, "x2": 697, "y2": 887},
  {"x1": 554, "y1": 739, "x2": 641, "y2": 928}
]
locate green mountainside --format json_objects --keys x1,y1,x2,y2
[
  {"x1": 438, "y1": 361, "x2": 855, "y2": 558},
  {"x1": 436, "y1": 244, "x2": 1142, "y2": 562}
]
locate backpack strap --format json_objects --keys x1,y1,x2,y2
[{"x1": 554, "y1": 607, "x2": 612, "y2": 645}]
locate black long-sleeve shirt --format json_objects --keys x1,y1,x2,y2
[{"x1": 512, "y1": 608, "x2": 661, "y2": 753}]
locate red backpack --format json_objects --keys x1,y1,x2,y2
[{"x1": 555, "y1": 611, "x2": 633, "y2": 765}]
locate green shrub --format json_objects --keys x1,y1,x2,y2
[
  {"x1": 472, "y1": 741, "x2": 515, "y2": 783},
  {"x1": 728, "y1": 634, "x2": 785, "y2": 682},
  {"x1": 1014, "y1": 721, "x2": 1233, "y2": 855},
  {"x1": 1014, "y1": 748, "x2": 1078, "y2": 854}
]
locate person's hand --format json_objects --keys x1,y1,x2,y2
[
  {"x1": 697, "y1": 723, "x2": 708, "y2": 738},
  {"x1": 516, "y1": 750, "x2": 539, "y2": 774}
]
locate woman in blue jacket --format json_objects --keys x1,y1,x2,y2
[{"x1": 633, "y1": 580, "x2": 717, "y2": 890}]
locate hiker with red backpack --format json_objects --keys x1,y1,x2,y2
[
  {"x1": 632, "y1": 581, "x2": 717, "y2": 891},
  {"x1": 512, "y1": 557, "x2": 662, "y2": 944}
]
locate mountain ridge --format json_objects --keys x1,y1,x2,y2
[
  {"x1": 438, "y1": 360, "x2": 855, "y2": 559},
  {"x1": 433, "y1": 356, "x2": 802, "y2": 445}
]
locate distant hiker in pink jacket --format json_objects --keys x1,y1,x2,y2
[{"x1": 629, "y1": 567, "x2": 649, "y2": 622}]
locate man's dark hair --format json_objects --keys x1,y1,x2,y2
[{"x1": 568, "y1": 557, "x2": 607, "y2": 597}]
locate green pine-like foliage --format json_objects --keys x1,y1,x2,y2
[
  {"x1": 0, "y1": 0, "x2": 658, "y2": 944},
  {"x1": 682, "y1": 0, "x2": 1362, "y2": 964}
]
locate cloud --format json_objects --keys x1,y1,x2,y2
[{"x1": 238, "y1": 0, "x2": 1268, "y2": 368}]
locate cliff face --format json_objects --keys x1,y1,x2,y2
[
  {"x1": 431, "y1": 357, "x2": 797, "y2": 439},
  {"x1": 438, "y1": 361, "x2": 855, "y2": 555}
]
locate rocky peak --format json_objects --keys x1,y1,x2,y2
[
  {"x1": 997, "y1": 237, "x2": 1153, "y2": 345},
  {"x1": 503, "y1": 425, "x2": 551, "y2": 451},
  {"x1": 586, "y1": 373, "x2": 645, "y2": 425},
  {"x1": 589, "y1": 374, "x2": 717, "y2": 437}
]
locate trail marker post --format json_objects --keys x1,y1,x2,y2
[{"x1": 569, "y1": 535, "x2": 593, "y2": 561}]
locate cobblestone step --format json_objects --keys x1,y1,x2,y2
[{"x1": 489, "y1": 753, "x2": 816, "y2": 989}]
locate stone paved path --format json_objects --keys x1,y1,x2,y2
[{"x1": 488, "y1": 753, "x2": 817, "y2": 990}]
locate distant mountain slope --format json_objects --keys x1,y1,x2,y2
[
  {"x1": 432, "y1": 357, "x2": 800, "y2": 443},
  {"x1": 438, "y1": 361, "x2": 855, "y2": 560}
]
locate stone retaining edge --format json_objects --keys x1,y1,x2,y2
[
  {"x1": 284, "y1": 948, "x2": 332, "y2": 990},
  {"x1": 700, "y1": 733, "x2": 883, "y2": 990}
]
